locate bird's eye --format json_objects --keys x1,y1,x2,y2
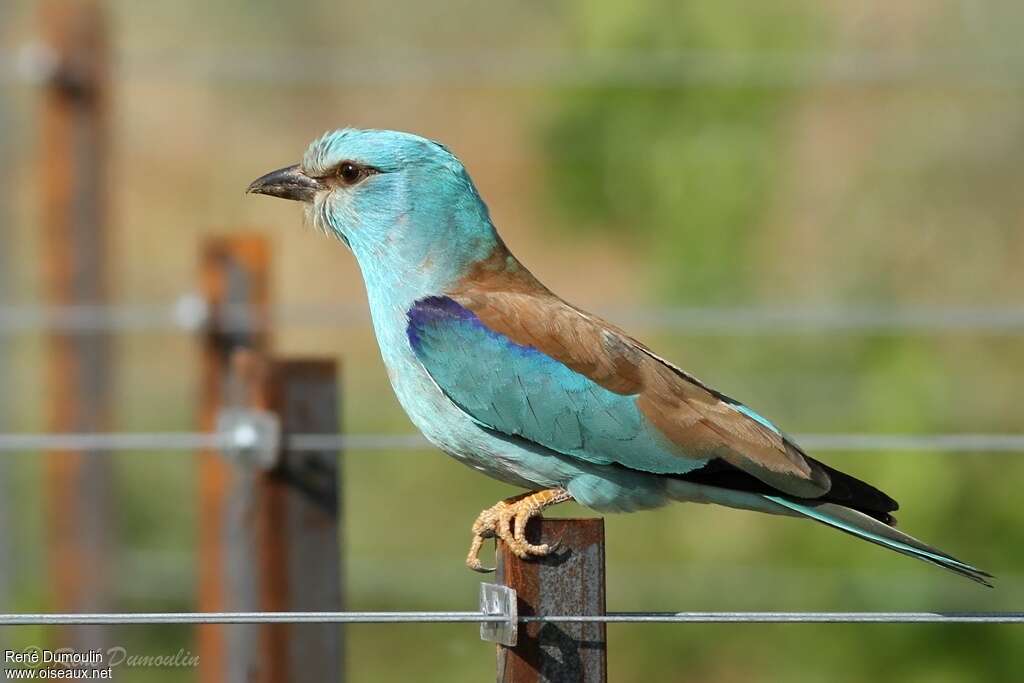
[{"x1": 338, "y1": 162, "x2": 363, "y2": 184}]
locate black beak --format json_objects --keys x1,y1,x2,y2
[{"x1": 246, "y1": 164, "x2": 326, "y2": 203}]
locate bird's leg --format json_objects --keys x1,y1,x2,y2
[{"x1": 465, "y1": 488, "x2": 573, "y2": 573}]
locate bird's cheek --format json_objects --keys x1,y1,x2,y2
[{"x1": 325, "y1": 194, "x2": 358, "y2": 246}]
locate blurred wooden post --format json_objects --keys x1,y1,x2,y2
[
  {"x1": 40, "y1": 0, "x2": 112, "y2": 651},
  {"x1": 496, "y1": 518, "x2": 607, "y2": 683},
  {"x1": 197, "y1": 236, "x2": 270, "y2": 683},
  {"x1": 262, "y1": 360, "x2": 343, "y2": 681}
]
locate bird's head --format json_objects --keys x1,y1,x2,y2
[{"x1": 248, "y1": 128, "x2": 500, "y2": 292}]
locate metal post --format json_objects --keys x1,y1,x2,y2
[
  {"x1": 197, "y1": 236, "x2": 270, "y2": 683},
  {"x1": 496, "y1": 518, "x2": 607, "y2": 683},
  {"x1": 262, "y1": 360, "x2": 343, "y2": 681},
  {"x1": 39, "y1": 0, "x2": 112, "y2": 652}
]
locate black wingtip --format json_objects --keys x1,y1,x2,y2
[{"x1": 938, "y1": 562, "x2": 994, "y2": 588}]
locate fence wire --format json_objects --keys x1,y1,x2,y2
[
  {"x1": 5, "y1": 44, "x2": 1024, "y2": 88},
  {"x1": 3, "y1": 302, "x2": 1024, "y2": 335},
  {"x1": 0, "y1": 431, "x2": 1022, "y2": 453},
  {"x1": 0, "y1": 611, "x2": 1019, "y2": 626}
]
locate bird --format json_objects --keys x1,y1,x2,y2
[{"x1": 248, "y1": 128, "x2": 991, "y2": 585}]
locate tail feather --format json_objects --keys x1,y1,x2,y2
[{"x1": 765, "y1": 495, "x2": 993, "y2": 587}]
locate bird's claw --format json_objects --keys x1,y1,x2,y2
[
  {"x1": 466, "y1": 526, "x2": 496, "y2": 573},
  {"x1": 466, "y1": 556, "x2": 495, "y2": 574},
  {"x1": 464, "y1": 488, "x2": 571, "y2": 572}
]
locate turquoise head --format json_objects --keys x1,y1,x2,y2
[{"x1": 248, "y1": 129, "x2": 501, "y2": 297}]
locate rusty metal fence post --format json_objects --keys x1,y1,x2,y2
[
  {"x1": 198, "y1": 236, "x2": 343, "y2": 682},
  {"x1": 39, "y1": 0, "x2": 113, "y2": 652},
  {"x1": 496, "y1": 518, "x2": 607, "y2": 683},
  {"x1": 263, "y1": 360, "x2": 343, "y2": 681},
  {"x1": 197, "y1": 236, "x2": 270, "y2": 682}
]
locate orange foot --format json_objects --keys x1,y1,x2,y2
[{"x1": 465, "y1": 488, "x2": 573, "y2": 573}]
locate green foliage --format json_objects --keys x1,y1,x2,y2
[{"x1": 543, "y1": 1, "x2": 822, "y2": 302}]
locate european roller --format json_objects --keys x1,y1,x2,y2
[{"x1": 248, "y1": 128, "x2": 990, "y2": 585}]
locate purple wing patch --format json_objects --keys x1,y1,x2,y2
[{"x1": 406, "y1": 296, "x2": 479, "y2": 351}]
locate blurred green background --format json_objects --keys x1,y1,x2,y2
[{"x1": 2, "y1": 0, "x2": 1023, "y2": 681}]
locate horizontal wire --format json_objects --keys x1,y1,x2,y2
[
  {"x1": 0, "y1": 611, "x2": 1020, "y2": 625},
  {"x1": 526, "y1": 612, "x2": 1024, "y2": 624},
  {"x1": 0, "y1": 301, "x2": 212, "y2": 334},
  {"x1": 791, "y1": 434, "x2": 1024, "y2": 452},
  {"x1": 0, "y1": 612, "x2": 502, "y2": 626},
  {"x1": 3, "y1": 303, "x2": 1024, "y2": 335},
  {"x1": 287, "y1": 434, "x2": 430, "y2": 451},
  {"x1": 0, "y1": 432, "x2": 1022, "y2": 453},
  {"x1": 0, "y1": 432, "x2": 224, "y2": 452},
  {"x1": 122, "y1": 51, "x2": 1024, "y2": 89},
  {"x1": 6, "y1": 44, "x2": 1024, "y2": 88}
]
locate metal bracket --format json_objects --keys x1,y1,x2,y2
[
  {"x1": 479, "y1": 583, "x2": 517, "y2": 646},
  {"x1": 215, "y1": 408, "x2": 280, "y2": 469}
]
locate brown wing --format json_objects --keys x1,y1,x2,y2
[{"x1": 449, "y1": 249, "x2": 832, "y2": 499}]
